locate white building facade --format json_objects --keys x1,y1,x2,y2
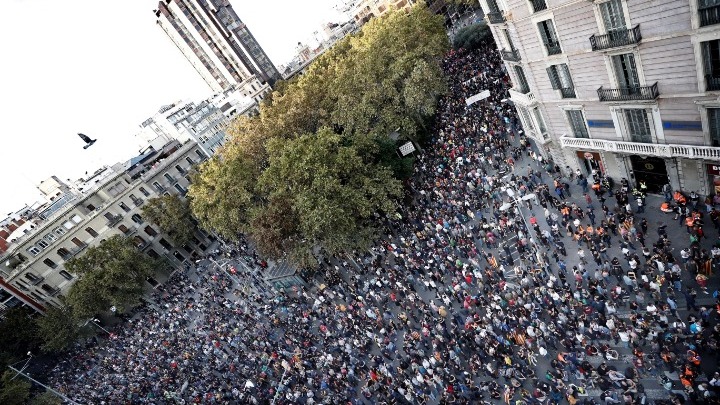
[
  {"x1": 0, "y1": 141, "x2": 213, "y2": 314},
  {"x1": 481, "y1": 0, "x2": 720, "y2": 194}
]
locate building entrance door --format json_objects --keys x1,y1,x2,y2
[{"x1": 630, "y1": 156, "x2": 667, "y2": 193}]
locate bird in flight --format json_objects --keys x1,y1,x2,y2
[{"x1": 78, "y1": 133, "x2": 97, "y2": 149}]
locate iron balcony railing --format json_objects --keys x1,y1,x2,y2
[
  {"x1": 530, "y1": 0, "x2": 547, "y2": 12},
  {"x1": 106, "y1": 215, "x2": 123, "y2": 227},
  {"x1": 559, "y1": 87, "x2": 576, "y2": 99},
  {"x1": 700, "y1": 5, "x2": 720, "y2": 27},
  {"x1": 545, "y1": 42, "x2": 562, "y2": 55},
  {"x1": 487, "y1": 11, "x2": 506, "y2": 24},
  {"x1": 597, "y1": 82, "x2": 659, "y2": 101},
  {"x1": 590, "y1": 25, "x2": 642, "y2": 51},
  {"x1": 501, "y1": 49, "x2": 521, "y2": 62},
  {"x1": 706, "y1": 74, "x2": 720, "y2": 91}
]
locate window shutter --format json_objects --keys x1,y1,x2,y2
[
  {"x1": 559, "y1": 64, "x2": 574, "y2": 88},
  {"x1": 709, "y1": 109, "x2": 720, "y2": 145},
  {"x1": 546, "y1": 66, "x2": 560, "y2": 90},
  {"x1": 538, "y1": 21, "x2": 550, "y2": 45}
]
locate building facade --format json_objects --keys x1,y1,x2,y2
[
  {"x1": 0, "y1": 141, "x2": 213, "y2": 314},
  {"x1": 481, "y1": 0, "x2": 720, "y2": 194},
  {"x1": 154, "y1": 0, "x2": 281, "y2": 93}
]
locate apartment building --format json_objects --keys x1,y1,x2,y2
[
  {"x1": 0, "y1": 141, "x2": 212, "y2": 314},
  {"x1": 481, "y1": 0, "x2": 720, "y2": 194}
]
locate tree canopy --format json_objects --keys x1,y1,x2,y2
[
  {"x1": 35, "y1": 306, "x2": 80, "y2": 353},
  {"x1": 452, "y1": 21, "x2": 491, "y2": 50},
  {"x1": 64, "y1": 236, "x2": 156, "y2": 318},
  {"x1": 142, "y1": 195, "x2": 195, "y2": 246},
  {"x1": 189, "y1": 4, "x2": 448, "y2": 264}
]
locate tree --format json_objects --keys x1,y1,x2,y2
[
  {"x1": 0, "y1": 371, "x2": 31, "y2": 405},
  {"x1": 30, "y1": 392, "x2": 63, "y2": 405},
  {"x1": 142, "y1": 195, "x2": 195, "y2": 246},
  {"x1": 64, "y1": 236, "x2": 156, "y2": 319},
  {"x1": 253, "y1": 128, "x2": 402, "y2": 264},
  {"x1": 0, "y1": 307, "x2": 40, "y2": 364},
  {"x1": 35, "y1": 305, "x2": 80, "y2": 353},
  {"x1": 452, "y1": 21, "x2": 491, "y2": 50}
]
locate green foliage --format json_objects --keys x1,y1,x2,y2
[
  {"x1": 253, "y1": 129, "x2": 402, "y2": 264},
  {"x1": 142, "y1": 195, "x2": 195, "y2": 246},
  {"x1": 189, "y1": 4, "x2": 447, "y2": 263},
  {"x1": 0, "y1": 307, "x2": 40, "y2": 361},
  {"x1": 0, "y1": 371, "x2": 31, "y2": 405},
  {"x1": 453, "y1": 21, "x2": 491, "y2": 50},
  {"x1": 29, "y1": 391, "x2": 63, "y2": 405},
  {"x1": 64, "y1": 236, "x2": 156, "y2": 319},
  {"x1": 35, "y1": 306, "x2": 80, "y2": 353}
]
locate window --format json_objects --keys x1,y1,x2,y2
[
  {"x1": 85, "y1": 227, "x2": 99, "y2": 238},
  {"x1": 40, "y1": 284, "x2": 57, "y2": 295},
  {"x1": 87, "y1": 204, "x2": 96, "y2": 211},
  {"x1": 532, "y1": 107, "x2": 548, "y2": 135},
  {"x1": 624, "y1": 109, "x2": 652, "y2": 143},
  {"x1": 186, "y1": 157, "x2": 195, "y2": 166},
  {"x1": 26, "y1": 246, "x2": 41, "y2": 256},
  {"x1": 487, "y1": 0, "x2": 501, "y2": 13},
  {"x1": 600, "y1": 0, "x2": 626, "y2": 34},
  {"x1": 144, "y1": 226, "x2": 158, "y2": 237},
  {"x1": 195, "y1": 150, "x2": 206, "y2": 159},
  {"x1": 538, "y1": 20, "x2": 561, "y2": 55},
  {"x1": 71, "y1": 237, "x2": 85, "y2": 247},
  {"x1": 513, "y1": 66, "x2": 530, "y2": 93},
  {"x1": 24, "y1": 273, "x2": 40, "y2": 282},
  {"x1": 59, "y1": 270, "x2": 73, "y2": 280},
  {"x1": 139, "y1": 187, "x2": 150, "y2": 197},
  {"x1": 44, "y1": 233, "x2": 58, "y2": 242},
  {"x1": 57, "y1": 248, "x2": 71, "y2": 259},
  {"x1": 174, "y1": 184, "x2": 187, "y2": 195},
  {"x1": 517, "y1": 105, "x2": 536, "y2": 132},
  {"x1": 547, "y1": 64, "x2": 575, "y2": 98},
  {"x1": 36, "y1": 240, "x2": 49, "y2": 249},
  {"x1": 54, "y1": 227, "x2": 66, "y2": 236},
  {"x1": 702, "y1": 40, "x2": 720, "y2": 91},
  {"x1": 159, "y1": 238, "x2": 173, "y2": 250},
  {"x1": 502, "y1": 29, "x2": 515, "y2": 50},
  {"x1": 708, "y1": 108, "x2": 720, "y2": 146},
  {"x1": 566, "y1": 110, "x2": 589, "y2": 138},
  {"x1": 530, "y1": 0, "x2": 547, "y2": 13},
  {"x1": 175, "y1": 164, "x2": 186, "y2": 174},
  {"x1": 131, "y1": 214, "x2": 143, "y2": 224},
  {"x1": 700, "y1": 0, "x2": 720, "y2": 27},
  {"x1": 612, "y1": 53, "x2": 640, "y2": 90},
  {"x1": 164, "y1": 173, "x2": 175, "y2": 183},
  {"x1": 43, "y1": 258, "x2": 57, "y2": 269},
  {"x1": 153, "y1": 181, "x2": 164, "y2": 192},
  {"x1": 119, "y1": 202, "x2": 131, "y2": 212}
]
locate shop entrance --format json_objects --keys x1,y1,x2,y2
[
  {"x1": 576, "y1": 151, "x2": 604, "y2": 177},
  {"x1": 630, "y1": 156, "x2": 667, "y2": 193}
]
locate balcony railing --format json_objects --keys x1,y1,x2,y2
[
  {"x1": 501, "y1": 49, "x2": 521, "y2": 62},
  {"x1": 487, "y1": 11, "x2": 506, "y2": 24},
  {"x1": 508, "y1": 88, "x2": 537, "y2": 106},
  {"x1": 544, "y1": 42, "x2": 562, "y2": 55},
  {"x1": 559, "y1": 136, "x2": 720, "y2": 160},
  {"x1": 106, "y1": 215, "x2": 122, "y2": 227},
  {"x1": 597, "y1": 82, "x2": 659, "y2": 102},
  {"x1": 700, "y1": 5, "x2": 720, "y2": 27},
  {"x1": 132, "y1": 198, "x2": 144, "y2": 207},
  {"x1": 530, "y1": 0, "x2": 547, "y2": 12},
  {"x1": 590, "y1": 25, "x2": 641, "y2": 51},
  {"x1": 559, "y1": 87, "x2": 576, "y2": 99},
  {"x1": 706, "y1": 74, "x2": 720, "y2": 91}
]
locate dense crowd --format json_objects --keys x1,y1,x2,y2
[{"x1": 49, "y1": 43, "x2": 720, "y2": 404}]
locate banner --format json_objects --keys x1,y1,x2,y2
[{"x1": 465, "y1": 90, "x2": 490, "y2": 106}]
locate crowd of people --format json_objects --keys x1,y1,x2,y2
[{"x1": 48, "y1": 42, "x2": 720, "y2": 404}]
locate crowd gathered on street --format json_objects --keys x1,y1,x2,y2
[{"x1": 49, "y1": 42, "x2": 720, "y2": 405}]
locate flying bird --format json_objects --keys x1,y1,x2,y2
[{"x1": 77, "y1": 133, "x2": 97, "y2": 149}]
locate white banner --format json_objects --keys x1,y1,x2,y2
[
  {"x1": 465, "y1": 90, "x2": 490, "y2": 106},
  {"x1": 398, "y1": 141, "x2": 416, "y2": 156}
]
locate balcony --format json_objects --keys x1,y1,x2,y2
[
  {"x1": 597, "y1": 82, "x2": 659, "y2": 102},
  {"x1": 106, "y1": 215, "x2": 123, "y2": 227},
  {"x1": 508, "y1": 88, "x2": 537, "y2": 106},
  {"x1": 700, "y1": 5, "x2": 720, "y2": 27},
  {"x1": 706, "y1": 74, "x2": 720, "y2": 91},
  {"x1": 590, "y1": 25, "x2": 641, "y2": 51},
  {"x1": 530, "y1": 0, "x2": 547, "y2": 12},
  {"x1": 544, "y1": 42, "x2": 562, "y2": 55},
  {"x1": 559, "y1": 136, "x2": 720, "y2": 160},
  {"x1": 501, "y1": 49, "x2": 521, "y2": 62},
  {"x1": 559, "y1": 87, "x2": 576, "y2": 99},
  {"x1": 132, "y1": 198, "x2": 144, "y2": 207},
  {"x1": 487, "y1": 11, "x2": 506, "y2": 24}
]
